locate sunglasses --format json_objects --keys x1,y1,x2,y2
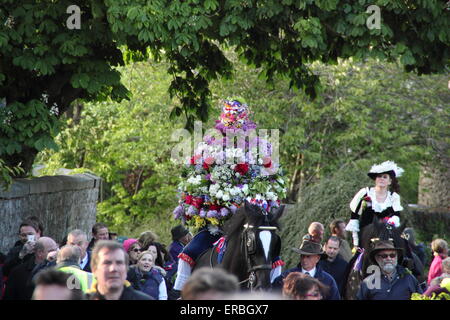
[
  {"x1": 131, "y1": 248, "x2": 142, "y2": 253},
  {"x1": 377, "y1": 253, "x2": 397, "y2": 259}
]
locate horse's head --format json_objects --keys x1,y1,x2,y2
[
  {"x1": 238, "y1": 201, "x2": 284, "y2": 290},
  {"x1": 363, "y1": 218, "x2": 410, "y2": 266}
]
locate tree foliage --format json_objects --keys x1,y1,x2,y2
[
  {"x1": 1, "y1": 0, "x2": 449, "y2": 178},
  {"x1": 37, "y1": 60, "x2": 183, "y2": 240},
  {"x1": 37, "y1": 55, "x2": 448, "y2": 241},
  {"x1": 210, "y1": 54, "x2": 449, "y2": 203},
  {"x1": 106, "y1": 0, "x2": 449, "y2": 122}
]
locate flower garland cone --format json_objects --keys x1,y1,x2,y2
[{"x1": 173, "y1": 97, "x2": 287, "y2": 231}]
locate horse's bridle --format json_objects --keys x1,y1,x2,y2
[{"x1": 240, "y1": 223, "x2": 278, "y2": 289}]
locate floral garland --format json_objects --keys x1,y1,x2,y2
[{"x1": 173, "y1": 98, "x2": 287, "y2": 230}]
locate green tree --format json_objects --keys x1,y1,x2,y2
[
  {"x1": 37, "y1": 60, "x2": 183, "y2": 240},
  {"x1": 2, "y1": 0, "x2": 449, "y2": 179},
  {"x1": 210, "y1": 55, "x2": 449, "y2": 204}
]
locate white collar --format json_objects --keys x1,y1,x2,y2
[
  {"x1": 368, "y1": 187, "x2": 394, "y2": 212},
  {"x1": 80, "y1": 253, "x2": 88, "y2": 269},
  {"x1": 302, "y1": 267, "x2": 316, "y2": 278}
]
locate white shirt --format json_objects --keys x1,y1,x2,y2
[
  {"x1": 302, "y1": 267, "x2": 316, "y2": 278},
  {"x1": 80, "y1": 253, "x2": 89, "y2": 270}
]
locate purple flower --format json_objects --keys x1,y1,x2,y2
[
  {"x1": 207, "y1": 210, "x2": 218, "y2": 218},
  {"x1": 199, "y1": 208, "x2": 207, "y2": 218},
  {"x1": 173, "y1": 205, "x2": 184, "y2": 219},
  {"x1": 229, "y1": 204, "x2": 238, "y2": 214},
  {"x1": 220, "y1": 208, "x2": 230, "y2": 217},
  {"x1": 205, "y1": 174, "x2": 211, "y2": 180},
  {"x1": 270, "y1": 201, "x2": 280, "y2": 208},
  {"x1": 187, "y1": 205, "x2": 198, "y2": 216}
]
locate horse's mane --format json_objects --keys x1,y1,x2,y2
[{"x1": 361, "y1": 218, "x2": 407, "y2": 261}]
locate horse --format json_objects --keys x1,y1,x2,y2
[
  {"x1": 342, "y1": 218, "x2": 425, "y2": 300},
  {"x1": 194, "y1": 201, "x2": 284, "y2": 291}
]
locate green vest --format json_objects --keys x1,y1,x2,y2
[{"x1": 58, "y1": 265, "x2": 94, "y2": 293}]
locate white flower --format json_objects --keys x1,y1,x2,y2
[
  {"x1": 209, "y1": 184, "x2": 220, "y2": 195},
  {"x1": 266, "y1": 191, "x2": 277, "y2": 201},
  {"x1": 187, "y1": 175, "x2": 202, "y2": 185},
  {"x1": 222, "y1": 193, "x2": 230, "y2": 201},
  {"x1": 230, "y1": 186, "x2": 241, "y2": 196},
  {"x1": 242, "y1": 184, "x2": 249, "y2": 195},
  {"x1": 216, "y1": 190, "x2": 224, "y2": 199}
]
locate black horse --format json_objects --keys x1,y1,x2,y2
[
  {"x1": 194, "y1": 201, "x2": 284, "y2": 290},
  {"x1": 343, "y1": 218, "x2": 425, "y2": 300}
]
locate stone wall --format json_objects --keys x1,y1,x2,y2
[{"x1": 0, "y1": 173, "x2": 101, "y2": 254}]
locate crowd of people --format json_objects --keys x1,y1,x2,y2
[
  {"x1": 0, "y1": 161, "x2": 448, "y2": 301},
  {"x1": 0, "y1": 214, "x2": 448, "y2": 301}
]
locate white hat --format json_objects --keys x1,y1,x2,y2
[{"x1": 368, "y1": 161, "x2": 404, "y2": 179}]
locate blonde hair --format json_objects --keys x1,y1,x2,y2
[
  {"x1": 431, "y1": 239, "x2": 448, "y2": 254},
  {"x1": 137, "y1": 250, "x2": 155, "y2": 262}
]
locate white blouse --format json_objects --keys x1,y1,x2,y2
[{"x1": 350, "y1": 187, "x2": 403, "y2": 214}]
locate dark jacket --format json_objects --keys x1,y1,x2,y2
[
  {"x1": 168, "y1": 241, "x2": 184, "y2": 261},
  {"x1": 2, "y1": 244, "x2": 34, "y2": 277},
  {"x1": 127, "y1": 266, "x2": 164, "y2": 300},
  {"x1": 272, "y1": 264, "x2": 341, "y2": 300},
  {"x1": 3, "y1": 256, "x2": 36, "y2": 300},
  {"x1": 318, "y1": 256, "x2": 349, "y2": 296},
  {"x1": 357, "y1": 265, "x2": 422, "y2": 300},
  {"x1": 87, "y1": 283, "x2": 153, "y2": 300}
]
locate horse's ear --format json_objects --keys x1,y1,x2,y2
[
  {"x1": 244, "y1": 200, "x2": 254, "y2": 215},
  {"x1": 270, "y1": 205, "x2": 285, "y2": 223},
  {"x1": 243, "y1": 200, "x2": 259, "y2": 219}
]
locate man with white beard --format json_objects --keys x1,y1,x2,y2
[{"x1": 357, "y1": 240, "x2": 422, "y2": 300}]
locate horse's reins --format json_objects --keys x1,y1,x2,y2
[
  {"x1": 240, "y1": 223, "x2": 278, "y2": 289},
  {"x1": 207, "y1": 223, "x2": 278, "y2": 289}
]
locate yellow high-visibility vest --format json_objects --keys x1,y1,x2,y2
[{"x1": 58, "y1": 265, "x2": 94, "y2": 293}]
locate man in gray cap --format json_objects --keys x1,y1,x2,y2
[{"x1": 272, "y1": 239, "x2": 340, "y2": 300}]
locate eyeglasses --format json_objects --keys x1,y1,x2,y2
[
  {"x1": 132, "y1": 248, "x2": 142, "y2": 253},
  {"x1": 377, "y1": 253, "x2": 397, "y2": 259}
]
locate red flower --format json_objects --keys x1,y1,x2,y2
[
  {"x1": 235, "y1": 163, "x2": 249, "y2": 175},
  {"x1": 192, "y1": 197, "x2": 204, "y2": 209},
  {"x1": 263, "y1": 157, "x2": 272, "y2": 168},
  {"x1": 363, "y1": 196, "x2": 371, "y2": 202},
  {"x1": 184, "y1": 195, "x2": 193, "y2": 205},
  {"x1": 190, "y1": 155, "x2": 201, "y2": 165},
  {"x1": 209, "y1": 204, "x2": 221, "y2": 211}
]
